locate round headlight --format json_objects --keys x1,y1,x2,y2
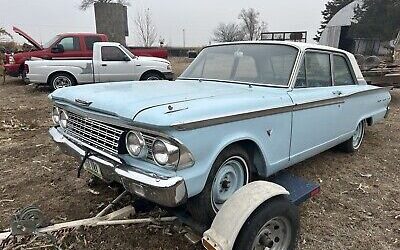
[
  {"x1": 152, "y1": 139, "x2": 179, "y2": 166},
  {"x1": 59, "y1": 110, "x2": 68, "y2": 129},
  {"x1": 126, "y1": 131, "x2": 145, "y2": 157},
  {"x1": 52, "y1": 107, "x2": 60, "y2": 125}
]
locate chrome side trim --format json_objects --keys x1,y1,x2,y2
[
  {"x1": 172, "y1": 88, "x2": 386, "y2": 131},
  {"x1": 293, "y1": 97, "x2": 345, "y2": 111},
  {"x1": 172, "y1": 105, "x2": 294, "y2": 131}
]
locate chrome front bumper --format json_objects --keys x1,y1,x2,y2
[{"x1": 49, "y1": 127, "x2": 187, "y2": 207}]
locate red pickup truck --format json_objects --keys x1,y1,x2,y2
[{"x1": 5, "y1": 27, "x2": 168, "y2": 78}]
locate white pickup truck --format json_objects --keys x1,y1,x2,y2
[{"x1": 25, "y1": 42, "x2": 174, "y2": 90}]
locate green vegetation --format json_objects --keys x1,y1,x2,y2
[{"x1": 350, "y1": 0, "x2": 400, "y2": 40}]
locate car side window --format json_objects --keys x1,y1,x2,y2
[
  {"x1": 85, "y1": 36, "x2": 102, "y2": 51},
  {"x1": 101, "y1": 46, "x2": 127, "y2": 61},
  {"x1": 333, "y1": 55, "x2": 355, "y2": 86},
  {"x1": 58, "y1": 37, "x2": 80, "y2": 51},
  {"x1": 295, "y1": 52, "x2": 332, "y2": 88},
  {"x1": 294, "y1": 58, "x2": 306, "y2": 88}
]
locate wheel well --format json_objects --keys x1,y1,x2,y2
[
  {"x1": 140, "y1": 70, "x2": 164, "y2": 80},
  {"x1": 227, "y1": 140, "x2": 267, "y2": 178},
  {"x1": 47, "y1": 71, "x2": 77, "y2": 84},
  {"x1": 366, "y1": 117, "x2": 373, "y2": 126}
]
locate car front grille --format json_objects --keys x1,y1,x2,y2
[{"x1": 65, "y1": 112, "x2": 124, "y2": 156}]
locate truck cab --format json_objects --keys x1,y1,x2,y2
[{"x1": 5, "y1": 27, "x2": 108, "y2": 77}]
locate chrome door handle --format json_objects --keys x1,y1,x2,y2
[{"x1": 332, "y1": 90, "x2": 342, "y2": 96}]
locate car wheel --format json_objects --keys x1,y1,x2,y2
[
  {"x1": 340, "y1": 120, "x2": 366, "y2": 153},
  {"x1": 50, "y1": 73, "x2": 75, "y2": 90},
  {"x1": 233, "y1": 196, "x2": 299, "y2": 250},
  {"x1": 187, "y1": 145, "x2": 252, "y2": 225},
  {"x1": 141, "y1": 72, "x2": 164, "y2": 81}
]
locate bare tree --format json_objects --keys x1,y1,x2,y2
[
  {"x1": 238, "y1": 8, "x2": 268, "y2": 40},
  {"x1": 135, "y1": 8, "x2": 157, "y2": 47},
  {"x1": 80, "y1": 0, "x2": 130, "y2": 10},
  {"x1": 213, "y1": 22, "x2": 245, "y2": 42}
]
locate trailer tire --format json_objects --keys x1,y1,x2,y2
[
  {"x1": 233, "y1": 195, "x2": 299, "y2": 250},
  {"x1": 187, "y1": 145, "x2": 252, "y2": 226}
]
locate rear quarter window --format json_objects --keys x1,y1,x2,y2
[{"x1": 85, "y1": 36, "x2": 102, "y2": 51}]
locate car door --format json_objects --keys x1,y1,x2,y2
[
  {"x1": 51, "y1": 36, "x2": 83, "y2": 59},
  {"x1": 288, "y1": 50, "x2": 343, "y2": 163},
  {"x1": 97, "y1": 46, "x2": 135, "y2": 82},
  {"x1": 330, "y1": 53, "x2": 363, "y2": 137}
]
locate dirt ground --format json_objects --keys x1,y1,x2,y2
[{"x1": 0, "y1": 59, "x2": 399, "y2": 249}]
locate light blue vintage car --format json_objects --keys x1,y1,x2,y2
[{"x1": 49, "y1": 41, "x2": 391, "y2": 225}]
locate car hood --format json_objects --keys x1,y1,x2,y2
[
  {"x1": 50, "y1": 80, "x2": 292, "y2": 129},
  {"x1": 137, "y1": 56, "x2": 169, "y2": 64},
  {"x1": 13, "y1": 26, "x2": 42, "y2": 50}
]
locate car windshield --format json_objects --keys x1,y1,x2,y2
[
  {"x1": 179, "y1": 44, "x2": 299, "y2": 86},
  {"x1": 43, "y1": 35, "x2": 60, "y2": 49}
]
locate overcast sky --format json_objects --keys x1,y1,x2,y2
[{"x1": 0, "y1": 0, "x2": 328, "y2": 47}]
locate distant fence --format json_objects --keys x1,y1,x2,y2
[{"x1": 166, "y1": 47, "x2": 202, "y2": 57}]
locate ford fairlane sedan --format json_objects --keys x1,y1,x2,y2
[{"x1": 49, "y1": 41, "x2": 391, "y2": 225}]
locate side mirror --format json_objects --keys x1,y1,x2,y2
[
  {"x1": 51, "y1": 44, "x2": 64, "y2": 53},
  {"x1": 123, "y1": 55, "x2": 130, "y2": 61}
]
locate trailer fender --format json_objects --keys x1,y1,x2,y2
[{"x1": 202, "y1": 181, "x2": 289, "y2": 250}]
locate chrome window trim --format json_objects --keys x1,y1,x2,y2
[{"x1": 331, "y1": 53, "x2": 358, "y2": 86}]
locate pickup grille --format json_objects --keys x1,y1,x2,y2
[{"x1": 65, "y1": 112, "x2": 124, "y2": 156}]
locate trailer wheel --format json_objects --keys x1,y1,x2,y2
[
  {"x1": 233, "y1": 196, "x2": 299, "y2": 250},
  {"x1": 188, "y1": 145, "x2": 252, "y2": 225},
  {"x1": 50, "y1": 72, "x2": 76, "y2": 90}
]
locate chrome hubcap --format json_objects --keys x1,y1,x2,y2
[
  {"x1": 146, "y1": 76, "x2": 161, "y2": 80},
  {"x1": 211, "y1": 156, "x2": 248, "y2": 212},
  {"x1": 252, "y1": 217, "x2": 292, "y2": 250},
  {"x1": 352, "y1": 122, "x2": 364, "y2": 149},
  {"x1": 53, "y1": 76, "x2": 72, "y2": 89}
]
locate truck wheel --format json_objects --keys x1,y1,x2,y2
[
  {"x1": 50, "y1": 73, "x2": 75, "y2": 90},
  {"x1": 21, "y1": 69, "x2": 27, "y2": 83},
  {"x1": 140, "y1": 71, "x2": 164, "y2": 81},
  {"x1": 233, "y1": 196, "x2": 299, "y2": 250},
  {"x1": 340, "y1": 120, "x2": 365, "y2": 153},
  {"x1": 187, "y1": 145, "x2": 252, "y2": 225}
]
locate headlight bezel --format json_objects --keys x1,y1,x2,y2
[
  {"x1": 125, "y1": 131, "x2": 147, "y2": 158},
  {"x1": 152, "y1": 138, "x2": 180, "y2": 167},
  {"x1": 52, "y1": 107, "x2": 60, "y2": 125},
  {"x1": 59, "y1": 109, "x2": 68, "y2": 129}
]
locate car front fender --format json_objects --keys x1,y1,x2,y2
[{"x1": 202, "y1": 181, "x2": 289, "y2": 250}]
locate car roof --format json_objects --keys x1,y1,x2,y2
[
  {"x1": 207, "y1": 41, "x2": 352, "y2": 55},
  {"x1": 59, "y1": 33, "x2": 106, "y2": 37}
]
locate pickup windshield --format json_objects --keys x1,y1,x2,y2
[
  {"x1": 43, "y1": 36, "x2": 60, "y2": 49},
  {"x1": 180, "y1": 44, "x2": 299, "y2": 86}
]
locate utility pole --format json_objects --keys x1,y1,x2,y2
[{"x1": 182, "y1": 29, "x2": 186, "y2": 47}]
